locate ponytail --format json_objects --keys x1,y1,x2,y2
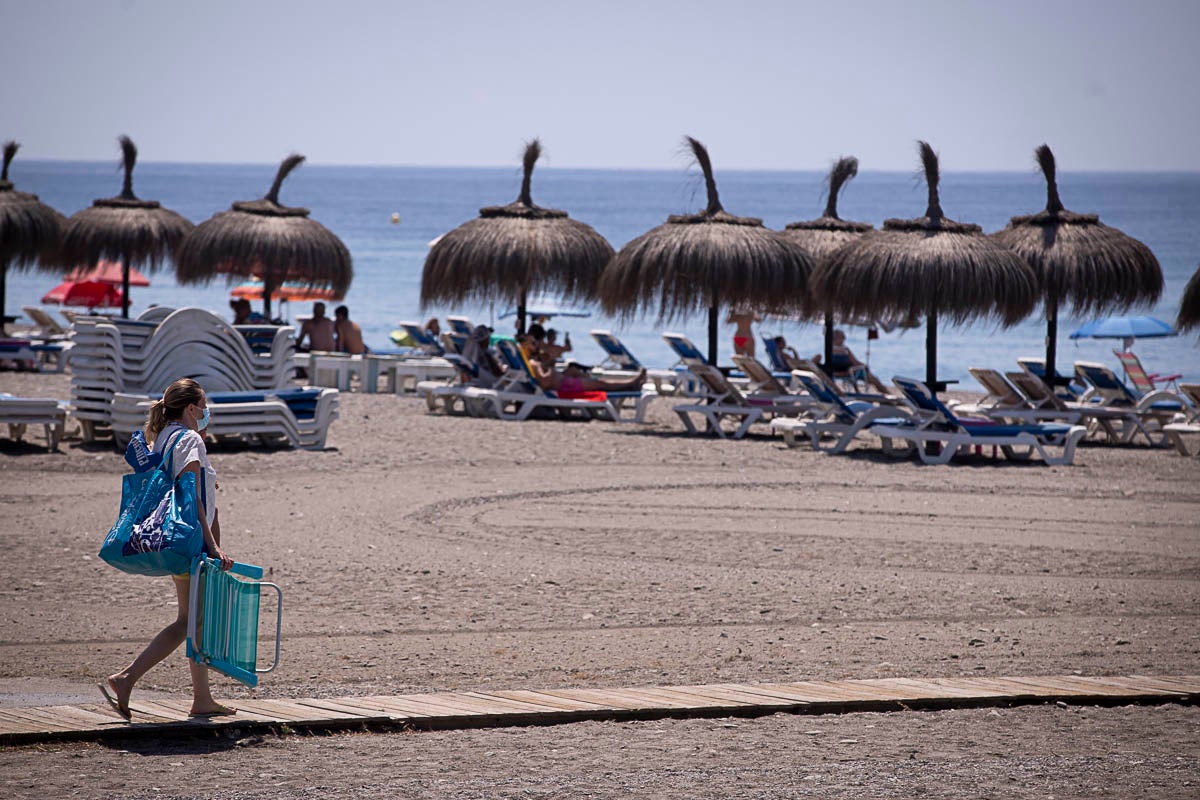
[
  {"x1": 144, "y1": 400, "x2": 168, "y2": 444},
  {"x1": 144, "y1": 377, "x2": 204, "y2": 445}
]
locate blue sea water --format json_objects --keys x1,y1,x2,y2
[{"x1": 6, "y1": 161, "x2": 1200, "y2": 386}]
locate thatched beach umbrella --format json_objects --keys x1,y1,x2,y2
[
  {"x1": 177, "y1": 154, "x2": 351, "y2": 319},
  {"x1": 993, "y1": 145, "x2": 1162, "y2": 386},
  {"x1": 1178, "y1": 266, "x2": 1200, "y2": 334},
  {"x1": 421, "y1": 140, "x2": 612, "y2": 335},
  {"x1": 56, "y1": 136, "x2": 192, "y2": 318},
  {"x1": 780, "y1": 156, "x2": 873, "y2": 368},
  {"x1": 598, "y1": 137, "x2": 814, "y2": 365},
  {"x1": 0, "y1": 141, "x2": 64, "y2": 333},
  {"x1": 816, "y1": 142, "x2": 1037, "y2": 392}
]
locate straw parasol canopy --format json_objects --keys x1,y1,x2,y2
[
  {"x1": 992, "y1": 144, "x2": 1162, "y2": 385},
  {"x1": 1178, "y1": 265, "x2": 1200, "y2": 334},
  {"x1": 780, "y1": 156, "x2": 873, "y2": 367},
  {"x1": 421, "y1": 139, "x2": 612, "y2": 335},
  {"x1": 55, "y1": 136, "x2": 192, "y2": 318},
  {"x1": 598, "y1": 136, "x2": 814, "y2": 365},
  {"x1": 177, "y1": 154, "x2": 352, "y2": 319},
  {"x1": 0, "y1": 141, "x2": 65, "y2": 332},
  {"x1": 815, "y1": 141, "x2": 1037, "y2": 392}
]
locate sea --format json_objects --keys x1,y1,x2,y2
[{"x1": 6, "y1": 161, "x2": 1200, "y2": 386}]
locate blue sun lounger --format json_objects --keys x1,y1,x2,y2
[
  {"x1": 868, "y1": 376, "x2": 1088, "y2": 465},
  {"x1": 769, "y1": 371, "x2": 912, "y2": 453},
  {"x1": 187, "y1": 556, "x2": 283, "y2": 688}
]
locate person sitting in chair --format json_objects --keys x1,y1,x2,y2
[{"x1": 813, "y1": 329, "x2": 887, "y2": 393}]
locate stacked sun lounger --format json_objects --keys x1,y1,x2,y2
[
  {"x1": 67, "y1": 307, "x2": 300, "y2": 441},
  {"x1": 110, "y1": 387, "x2": 339, "y2": 450}
]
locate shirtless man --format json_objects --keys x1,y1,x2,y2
[
  {"x1": 334, "y1": 305, "x2": 367, "y2": 355},
  {"x1": 297, "y1": 302, "x2": 336, "y2": 352}
]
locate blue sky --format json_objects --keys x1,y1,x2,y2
[{"x1": 3, "y1": 0, "x2": 1198, "y2": 170}]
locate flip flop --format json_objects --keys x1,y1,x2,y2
[
  {"x1": 98, "y1": 681, "x2": 131, "y2": 721},
  {"x1": 189, "y1": 706, "x2": 237, "y2": 718}
]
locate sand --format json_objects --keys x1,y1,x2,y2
[{"x1": 0, "y1": 370, "x2": 1197, "y2": 798}]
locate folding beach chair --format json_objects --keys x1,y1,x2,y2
[
  {"x1": 1112, "y1": 350, "x2": 1182, "y2": 394},
  {"x1": 187, "y1": 556, "x2": 283, "y2": 688}
]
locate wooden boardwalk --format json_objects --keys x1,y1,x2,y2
[{"x1": 1, "y1": 674, "x2": 1195, "y2": 746}]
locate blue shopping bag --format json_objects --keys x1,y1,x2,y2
[{"x1": 100, "y1": 429, "x2": 205, "y2": 576}]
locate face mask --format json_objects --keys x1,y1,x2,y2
[{"x1": 196, "y1": 406, "x2": 211, "y2": 430}]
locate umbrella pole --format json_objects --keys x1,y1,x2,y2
[
  {"x1": 708, "y1": 295, "x2": 719, "y2": 366},
  {"x1": 824, "y1": 313, "x2": 834, "y2": 375},
  {"x1": 517, "y1": 290, "x2": 527, "y2": 336},
  {"x1": 0, "y1": 266, "x2": 7, "y2": 335},
  {"x1": 925, "y1": 306, "x2": 938, "y2": 392},
  {"x1": 262, "y1": 276, "x2": 273, "y2": 320},
  {"x1": 1044, "y1": 293, "x2": 1059, "y2": 389},
  {"x1": 121, "y1": 262, "x2": 131, "y2": 319}
]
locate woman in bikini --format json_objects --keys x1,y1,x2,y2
[
  {"x1": 100, "y1": 378, "x2": 236, "y2": 721},
  {"x1": 728, "y1": 310, "x2": 761, "y2": 357}
]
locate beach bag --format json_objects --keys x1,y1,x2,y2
[{"x1": 100, "y1": 429, "x2": 205, "y2": 576}]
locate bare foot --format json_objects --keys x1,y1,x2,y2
[{"x1": 100, "y1": 675, "x2": 132, "y2": 720}]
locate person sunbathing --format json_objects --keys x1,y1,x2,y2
[{"x1": 525, "y1": 342, "x2": 645, "y2": 394}]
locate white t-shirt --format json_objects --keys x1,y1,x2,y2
[{"x1": 155, "y1": 423, "x2": 218, "y2": 527}]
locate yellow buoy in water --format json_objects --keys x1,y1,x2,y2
[{"x1": 390, "y1": 212, "x2": 401, "y2": 224}]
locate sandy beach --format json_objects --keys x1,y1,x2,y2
[{"x1": 0, "y1": 370, "x2": 1197, "y2": 798}]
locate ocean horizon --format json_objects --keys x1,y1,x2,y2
[{"x1": 5, "y1": 160, "x2": 1198, "y2": 386}]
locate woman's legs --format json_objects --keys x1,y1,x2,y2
[
  {"x1": 580, "y1": 369, "x2": 647, "y2": 391},
  {"x1": 107, "y1": 575, "x2": 232, "y2": 716}
]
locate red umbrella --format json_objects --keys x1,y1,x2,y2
[
  {"x1": 64, "y1": 259, "x2": 150, "y2": 287},
  {"x1": 42, "y1": 280, "x2": 124, "y2": 308},
  {"x1": 230, "y1": 278, "x2": 341, "y2": 303}
]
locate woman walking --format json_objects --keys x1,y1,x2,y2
[{"x1": 100, "y1": 378, "x2": 235, "y2": 720}]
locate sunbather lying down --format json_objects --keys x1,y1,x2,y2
[{"x1": 531, "y1": 358, "x2": 647, "y2": 394}]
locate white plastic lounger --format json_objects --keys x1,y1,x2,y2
[
  {"x1": 0, "y1": 393, "x2": 69, "y2": 451},
  {"x1": 673, "y1": 364, "x2": 810, "y2": 439},
  {"x1": 868, "y1": 377, "x2": 1088, "y2": 466}
]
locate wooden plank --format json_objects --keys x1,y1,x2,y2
[
  {"x1": 710, "y1": 686, "x2": 816, "y2": 705},
  {"x1": 476, "y1": 690, "x2": 623, "y2": 712},
  {"x1": 1084, "y1": 675, "x2": 1191, "y2": 696},
  {"x1": 1129, "y1": 675, "x2": 1200, "y2": 693},
  {"x1": 319, "y1": 696, "x2": 428, "y2": 719},
  {"x1": 634, "y1": 686, "x2": 757, "y2": 711},
  {"x1": 1060, "y1": 676, "x2": 1174, "y2": 697},
  {"x1": 589, "y1": 687, "x2": 712, "y2": 710},
  {"x1": 537, "y1": 688, "x2": 680, "y2": 711},
  {"x1": 457, "y1": 691, "x2": 589, "y2": 715},
  {"x1": 773, "y1": 681, "x2": 900, "y2": 703},
  {"x1": 394, "y1": 693, "x2": 531, "y2": 721},
  {"x1": 998, "y1": 676, "x2": 1115, "y2": 697},
  {"x1": 673, "y1": 684, "x2": 802, "y2": 708},
  {"x1": 0, "y1": 707, "x2": 79, "y2": 732},
  {"x1": 0, "y1": 709, "x2": 56, "y2": 733},
  {"x1": 357, "y1": 695, "x2": 485, "y2": 720},
  {"x1": 964, "y1": 677, "x2": 1077, "y2": 698},
  {"x1": 289, "y1": 698, "x2": 388, "y2": 719},
  {"x1": 227, "y1": 699, "x2": 329, "y2": 723},
  {"x1": 126, "y1": 700, "x2": 193, "y2": 722},
  {"x1": 855, "y1": 678, "x2": 991, "y2": 700},
  {"x1": 248, "y1": 698, "x2": 363, "y2": 722},
  {"x1": 35, "y1": 704, "x2": 123, "y2": 728}
]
